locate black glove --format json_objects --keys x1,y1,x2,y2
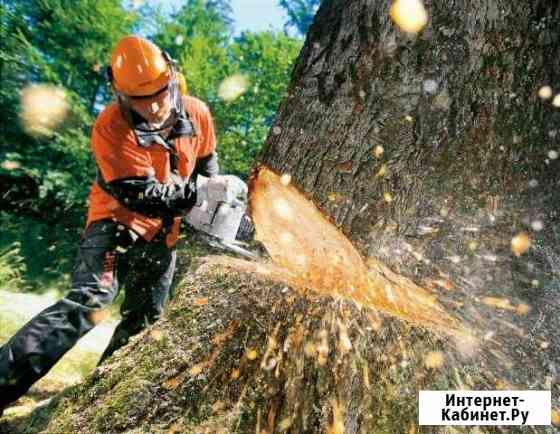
[{"x1": 101, "y1": 173, "x2": 197, "y2": 218}]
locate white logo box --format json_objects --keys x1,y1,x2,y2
[{"x1": 419, "y1": 390, "x2": 551, "y2": 426}]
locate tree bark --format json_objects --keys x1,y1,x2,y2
[
  {"x1": 262, "y1": 0, "x2": 559, "y2": 250},
  {"x1": 260, "y1": 0, "x2": 560, "y2": 349}
]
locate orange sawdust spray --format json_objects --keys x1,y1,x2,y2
[{"x1": 210, "y1": 166, "x2": 467, "y2": 337}]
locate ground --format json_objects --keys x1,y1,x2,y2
[{"x1": 1, "y1": 228, "x2": 557, "y2": 433}]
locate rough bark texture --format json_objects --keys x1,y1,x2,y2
[
  {"x1": 15, "y1": 240, "x2": 557, "y2": 433},
  {"x1": 15, "y1": 251, "x2": 443, "y2": 434},
  {"x1": 7, "y1": 1, "x2": 560, "y2": 433},
  {"x1": 257, "y1": 3, "x2": 560, "y2": 429},
  {"x1": 262, "y1": 0, "x2": 559, "y2": 248}
]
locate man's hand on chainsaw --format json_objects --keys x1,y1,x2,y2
[
  {"x1": 194, "y1": 174, "x2": 248, "y2": 208},
  {"x1": 183, "y1": 174, "x2": 254, "y2": 245}
]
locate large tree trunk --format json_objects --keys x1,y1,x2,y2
[
  {"x1": 255, "y1": 0, "x2": 560, "y2": 430},
  {"x1": 18, "y1": 1, "x2": 559, "y2": 433},
  {"x1": 263, "y1": 0, "x2": 559, "y2": 249}
]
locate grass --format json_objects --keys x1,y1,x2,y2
[
  {"x1": 0, "y1": 243, "x2": 27, "y2": 292},
  {"x1": 0, "y1": 289, "x2": 113, "y2": 425}
]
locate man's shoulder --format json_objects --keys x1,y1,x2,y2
[
  {"x1": 182, "y1": 95, "x2": 211, "y2": 117},
  {"x1": 94, "y1": 102, "x2": 130, "y2": 135}
]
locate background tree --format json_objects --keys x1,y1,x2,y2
[
  {"x1": 155, "y1": 0, "x2": 302, "y2": 176},
  {"x1": 216, "y1": 31, "x2": 302, "y2": 175},
  {"x1": 0, "y1": 0, "x2": 136, "y2": 285},
  {"x1": 278, "y1": 0, "x2": 321, "y2": 36},
  {"x1": 154, "y1": 0, "x2": 233, "y2": 99}
]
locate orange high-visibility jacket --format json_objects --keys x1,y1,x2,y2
[{"x1": 86, "y1": 95, "x2": 216, "y2": 247}]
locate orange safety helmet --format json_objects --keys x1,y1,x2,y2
[
  {"x1": 109, "y1": 35, "x2": 171, "y2": 97},
  {"x1": 105, "y1": 35, "x2": 196, "y2": 140}
]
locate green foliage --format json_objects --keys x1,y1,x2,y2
[
  {"x1": 154, "y1": 0, "x2": 233, "y2": 99},
  {"x1": 217, "y1": 31, "x2": 302, "y2": 176},
  {"x1": 0, "y1": 0, "x2": 137, "y2": 289},
  {"x1": 0, "y1": 242, "x2": 27, "y2": 291},
  {"x1": 154, "y1": 1, "x2": 302, "y2": 177},
  {"x1": 278, "y1": 0, "x2": 321, "y2": 36},
  {"x1": 0, "y1": 212, "x2": 77, "y2": 293},
  {"x1": 1, "y1": 0, "x2": 137, "y2": 212}
]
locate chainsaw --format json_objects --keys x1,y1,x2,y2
[{"x1": 183, "y1": 174, "x2": 258, "y2": 260}]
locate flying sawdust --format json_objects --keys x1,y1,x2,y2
[
  {"x1": 20, "y1": 84, "x2": 69, "y2": 136},
  {"x1": 209, "y1": 166, "x2": 467, "y2": 337},
  {"x1": 217, "y1": 74, "x2": 250, "y2": 102}
]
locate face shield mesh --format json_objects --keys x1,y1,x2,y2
[{"x1": 115, "y1": 69, "x2": 196, "y2": 147}]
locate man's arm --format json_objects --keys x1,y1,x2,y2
[
  {"x1": 189, "y1": 96, "x2": 219, "y2": 178},
  {"x1": 99, "y1": 173, "x2": 197, "y2": 218},
  {"x1": 193, "y1": 151, "x2": 219, "y2": 178},
  {"x1": 93, "y1": 120, "x2": 196, "y2": 218}
]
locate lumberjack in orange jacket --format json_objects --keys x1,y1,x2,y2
[
  {"x1": 0, "y1": 35, "x2": 219, "y2": 412},
  {"x1": 88, "y1": 92, "x2": 217, "y2": 247}
]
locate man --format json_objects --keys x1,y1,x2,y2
[{"x1": 0, "y1": 35, "x2": 227, "y2": 412}]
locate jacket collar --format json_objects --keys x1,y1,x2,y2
[{"x1": 131, "y1": 108, "x2": 196, "y2": 151}]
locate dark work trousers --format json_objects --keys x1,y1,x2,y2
[{"x1": 0, "y1": 219, "x2": 176, "y2": 409}]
